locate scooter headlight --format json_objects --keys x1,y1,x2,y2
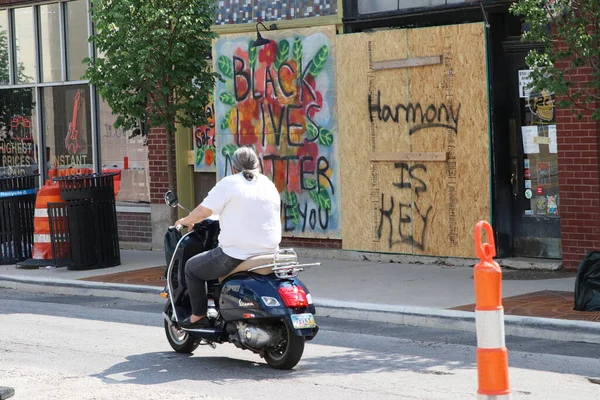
[{"x1": 261, "y1": 296, "x2": 281, "y2": 307}]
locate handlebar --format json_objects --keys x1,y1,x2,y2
[{"x1": 168, "y1": 225, "x2": 183, "y2": 231}]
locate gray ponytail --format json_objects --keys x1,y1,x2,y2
[{"x1": 232, "y1": 146, "x2": 260, "y2": 181}]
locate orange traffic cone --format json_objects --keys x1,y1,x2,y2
[
  {"x1": 31, "y1": 181, "x2": 65, "y2": 260},
  {"x1": 473, "y1": 220, "x2": 511, "y2": 399}
]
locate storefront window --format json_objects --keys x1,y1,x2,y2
[
  {"x1": 99, "y1": 98, "x2": 150, "y2": 203},
  {"x1": 0, "y1": 88, "x2": 38, "y2": 177},
  {"x1": 39, "y1": 3, "x2": 62, "y2": 83},
  {"x1": 358, "y1": 0, "x2": 462, "y2": 14},
  {"x1": 13, "y1": 7, "x2": 35, "y2": 84},
  {"x1": 42, "y1": 85, "x2": 93, "y2": 178},
  {"x1": 65, "y1": 0, "x2": 89, "y2": 81},
  {"x1": 519, "y1": 70, "x2": 559, "y2": 217},
  {"x1": 0, "y1": 10, "x2": 9, "y2": 85}
]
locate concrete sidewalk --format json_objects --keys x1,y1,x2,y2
[{"x1": 1, "y1": 249, "x2": 598, "y2": 344}]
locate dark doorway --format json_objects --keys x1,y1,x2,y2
[
  {"x1": 193, "y1": 172, "x2": 216, "y2": 207},
  {"x1": 502, "y1": 40, "x2": 561, "y2": 259}
]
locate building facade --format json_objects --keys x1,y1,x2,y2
[
  {"x1": 0, "y1": 0, "x2": 157, "y2": 249},
  {"x1": 0, "y1": 0, "x2": 596, "y2": 269},
  {"x1": 341, "y1": 0, "x2": 599, "y2": 269}
]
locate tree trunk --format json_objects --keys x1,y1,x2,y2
[{"x1": 165, "y1": 127, "x2": 178, "y2": 223}]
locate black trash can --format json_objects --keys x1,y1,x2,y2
[
  {"x1": 52, "y1": 173, "x2": 121, "y2": 270},
  {"x1": 0, "y1": 174, "x2": 38, "y2": 265}
]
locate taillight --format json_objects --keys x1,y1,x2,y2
[{"x1": 277, "y1": 285, "x2": 308, "y2": 308}]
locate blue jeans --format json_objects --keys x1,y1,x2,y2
[{"x1": 184, "y1": 246, "x2": 243, "y2": 316}]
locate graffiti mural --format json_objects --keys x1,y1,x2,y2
[
  {"x1": 213, "y1": 26, "x2": 339, "y2": 238},
  {"x1": 193, "y1": 99, "x2": 217, "y2": 172}
]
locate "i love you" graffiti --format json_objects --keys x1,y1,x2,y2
[{"x1": 214, "y1": 28, "x2": 339, "y2": 238}]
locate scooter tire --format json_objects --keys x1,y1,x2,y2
[
  {"x1": 264, "y1": 322, "x2": 305, "y2": 370},
  {"x1": 164, "y1": 319, "x2": 199, "y2": 354}
]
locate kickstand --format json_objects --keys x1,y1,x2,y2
[{"x1": 199, "y1": 340, "x2": 216, "y2": 349}]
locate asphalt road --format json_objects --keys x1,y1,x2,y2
[{"x1": 0, "y1": 289, "x2": 599, "y2": 400}]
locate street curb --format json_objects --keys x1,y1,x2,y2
[
  {"x1": 0, "y1": 275, "x2": 163, "y2": 303},
  {"x1": 315, "y1": 299, "x2": 600, "y2": 344},
  {"x1": 1, "y1": 275, "x2": 597, "y2": 344},
  {"x1": 293, "y1": 248, "x2": 563, "y2": 270}
]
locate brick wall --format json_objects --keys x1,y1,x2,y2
[
  {"x1": 281, "y1": 237, "x2": 343, "y2": 249},
  {"x1": 117, "y1": 212, "x2": 152, "y2": 243},
  {"x1": 147, "y1": 127, "x2": 176, "y2": 204},
  {"x1": 554, "y1": 64, "x2": 600, "y2": 269}
]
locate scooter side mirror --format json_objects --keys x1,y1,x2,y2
[{"x1": 164, "y1": 190, "x2": 179, "y2": 208}]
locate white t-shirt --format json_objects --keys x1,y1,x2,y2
[{"x1": 201, "y1": 172, "x2": 282, "y2": 260}]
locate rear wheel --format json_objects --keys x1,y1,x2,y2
[
  {"x1": 264, "y1": 321, "x2": 305, "y2": 370},
  {"x1": 164, "y1": 311, "x2": 198, "y2": 354}
]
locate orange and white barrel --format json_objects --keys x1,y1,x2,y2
[
  {"x1": 473, "y1": 221, "x2": 511, "y2": 400},
  {"x1": 32, "y1": 182, "x2": 65, "y2": 260}
]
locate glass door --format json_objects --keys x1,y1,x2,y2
[{"x1": 505, "y1": 48, "x2": 561, "y2": 258}]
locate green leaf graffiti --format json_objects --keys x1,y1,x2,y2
[
  {"x1": 283, "y1": 190, "x2": 300, "y2": 225},
  {"x1": 196, "y1": 147, "x2": 204, "y2": 165},
  {"x1": 292, "y1": 38, "x2": 303, "y2": 64},
  {"x1": 318, "y1": 127, "x2": 333, "y2": 147},
  {"x1": 222, "y1": 143, "x2": 238, "y2": 159},
  {"x1": 308, "y1": 45, "x2": 329, "y2": 77},
  {"x1": 220, "y1": 109, "x2": 232, "y2": 131},
  {"x1": 248, "y1": 41, "x2": 257, "y2": 66},
  {"x1": 309, "y1": 186, "x2": 332, "y2": 211},
  {"x1": 284, "y1": 189, "x2": 299, "y2": 206},
  {"x1": 275, "y1": 39, "x2": 290, "y2": 68},
  {"x1": 306, "y1": 123, "x2": 318, "y2": 139},
  {"x1": 219, "y1": 92, "x2": 236, "y2": 106},
  {"x1": 217, "y1": 55, "x2": 233, "y2": 79},
  {"x1": 304, "y1": 178, "x2": 317, "y2": 191},
  {"x1": 288, "y1": 207, "x2": 300, "y2": 225}
]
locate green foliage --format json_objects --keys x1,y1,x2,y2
[
  {"x1": 219, "y1": 92, "x2": 236, "y2": 106},
  {"x1": 221, "y1": 143, "x2": 238, "y2": 159},
  {"x1": 292, "y1": 38, "x2": 303, "y2": 64},
  {"x1": 85, "y1": 0, "x2": 218, "y2": 134},
  {"x1": 308, "y1": 45, "x2": 329, "y2": 77},
  {"x1": 304, "y1": 178, "x2": 332, "y2": 211},
  {"x1": 218, "y1": 55, "x2": 233, "y2": 78},
  {"x1": 510, "y1": 0, "x2": 600, "y2": 120},
  {"x1": 220, "y1": 109, "x2": 233, "y2": 131},
  {"x1": 283, "y1": 190, "x2": 299, "y2": 225},
  {"x1": 275, "y1": 39, "x2": 290, "y2": 69},
  {"x1": 318, "y1": 127, "x2": 333, "y2": 147},
  {"x1": 306, "y1": 123, "x2": 318, "y2": 139},
  {"x1": 309, "y1": 185, "x2": 332, "y2": 211},
  {"x1": 248, "y1": 41, "x2": 257, "y2": 67},
  {"x1": 196, "y1": 147, "x2": 204, "y2": 164}
]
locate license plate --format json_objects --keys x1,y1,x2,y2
[{"x1": 291, "y1": 313, "x2": 317, "y2": 329}]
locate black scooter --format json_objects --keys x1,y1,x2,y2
[{"x1": 161, "y1": 191, "x2": 320, "y2": 370}]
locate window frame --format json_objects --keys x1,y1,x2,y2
[{"x1": 0, "y1": 0, "x2": 98, "y2": 188}]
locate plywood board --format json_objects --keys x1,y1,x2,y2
[
  {"x1": 338, "y1": 23, "x2": 491, "y2": 258},
  {"x1": 371, "y1": 55, "x2": 443, "y2": 71},
  {"x1": 369, "y1": 152, "x2": 447, "y2": 162},
  {"x1": 213, "y1": 26, "x2": 340, "y2": 239}
]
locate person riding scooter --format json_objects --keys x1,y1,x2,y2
[{"x1": 174, "y1": 146, "x2": 281, "y2": 329}]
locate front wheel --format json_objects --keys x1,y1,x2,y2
[
  {"x1": 164, "y1": 317, "x2": 198, "y2": 354},
  {"x1": 264, "y1": 321, "x2": 305, "y2": 370}
]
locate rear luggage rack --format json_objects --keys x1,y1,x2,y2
[{"x1": 247, "y1": 248, "x2": 320, "y2": 278}]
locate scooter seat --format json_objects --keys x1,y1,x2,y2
[{"x1": 219, "y1": 253, "x2": 296, "y2": 282}]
